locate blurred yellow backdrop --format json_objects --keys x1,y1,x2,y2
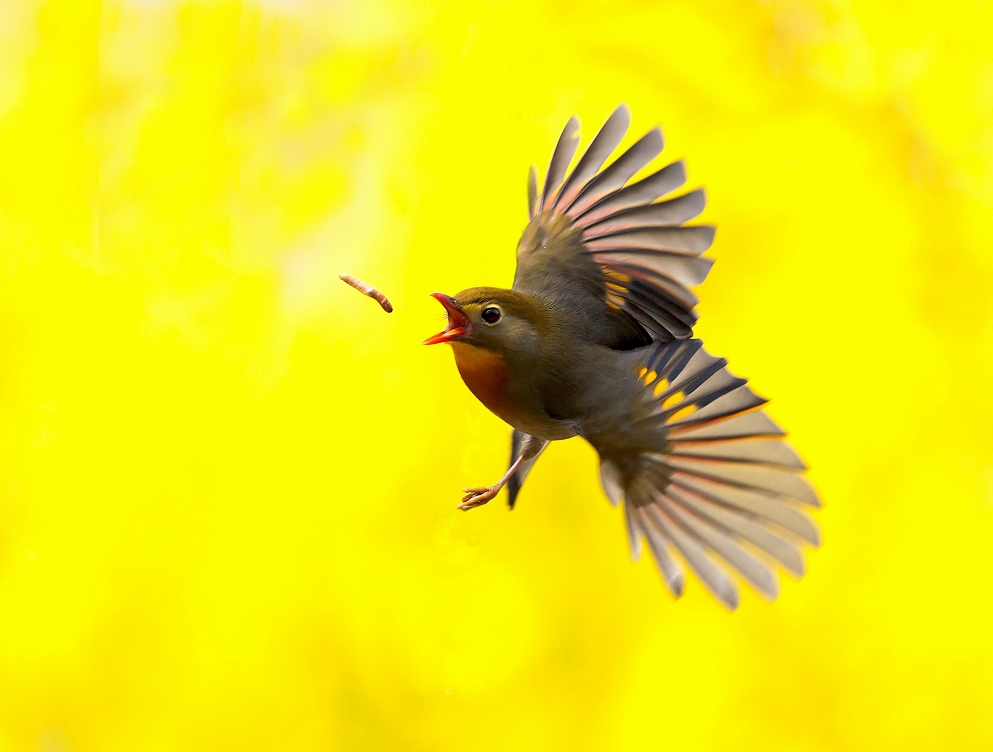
[{"x1": 1, "y1": 0, "x2": 992, "y2": 749}]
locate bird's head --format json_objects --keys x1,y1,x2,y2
[{"x1": 423, "y1": 287, "x2": 547, "y2": 356}]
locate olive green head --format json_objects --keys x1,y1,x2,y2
[{"x1": 423, "y1": 287, "x2": 549, "y2": 356}]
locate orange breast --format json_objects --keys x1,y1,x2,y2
[{"x1": 451, "y1": 343, "x2": 511, "y2": 417}]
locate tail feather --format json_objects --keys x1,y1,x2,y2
[
  {"x1": 506, "y1": 430, "x2": 549, "y2": 509},
  {"x1": 594, "y1": 339, "x2": 820, "y2": 609}
]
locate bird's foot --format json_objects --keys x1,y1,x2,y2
[{"x1": 458, "y1": 485, "x2": 500, "y2": 511}]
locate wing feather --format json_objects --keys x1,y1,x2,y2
[
  {"x1": 634, "y1": 506, "x2": 685, "y2": 597},
  {"x1": 540, "y1": 116, "x2": 581, "y2": 212},
  {"x1": 518, "y1": 109, "x2": 711, "y2": 346},
  {"x1": 581, "y1": 190, "x2": 707, "y2": 238},
  {"x1": 669, "y1": 410, "x2": 785, "y2": 440},
  {"x1": 585, "y1": 226, "x2": 716, "y2": 254},
  {"x1": 565, "y1": 128, "x2": 664, "y2": 218},
  {"x1": 553, "y1": 104, "x2": 631, "y2": 211},
  {"x1": 645, "y1": 503, "x2": 739, "y2": 609},
  {"x1": 623, "y1": 498, "x2": 644, "y2": 561},
  {"x1": 664, "y1": 500, "x2": 779, "y2": 599},
  {"x1": 591, "y1": 251, "x2": 714, "y2": 289},
  {"x1": 666, "y1": 485, "x2": 806, "y2": 577},
  {"x1": 574, "y1": 161, "x2": 687, "y2": 227},
  {"x1": 670, "y1": 473, "x2": 821, "y2": 545},
  {"x1": 670, "y1": 438, "x2": 806, "y2": 469},
  {"x1": 589, "y1": 340, "x2": 821, "y2": 607},
  {"x1": 527, "y1": 165, "x2": 539, "y2": 219}
]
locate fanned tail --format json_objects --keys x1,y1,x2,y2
[{"x1": 594, "y1": 339, "x2": 821, "y2": 610}]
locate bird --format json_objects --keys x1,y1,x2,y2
[{"x1": 423, "y1": 104, "x2": 820, "y2": 609}]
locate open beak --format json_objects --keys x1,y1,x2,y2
[{"x1": 423, "y1": 293, "x2": 470, "y2": 345}]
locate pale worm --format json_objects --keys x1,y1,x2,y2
[{"x1": 339, "y1": 274, "x2": 393, "y2": 313}]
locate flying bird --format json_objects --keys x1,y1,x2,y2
[{"x1": 423, "y1": 105, "x2": 820, "y2": 609}]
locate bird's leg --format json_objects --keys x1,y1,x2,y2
[{"x1": 459, "y1": 453, "x2": 528, "y2": 511}]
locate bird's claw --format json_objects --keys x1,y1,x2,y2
[{"x1": 458, "y1": 485, "x2": 499, "y2": 511}]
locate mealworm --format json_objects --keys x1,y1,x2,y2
[{"x1": 339, "y1": 274, "x2": 393, "y2": 313}]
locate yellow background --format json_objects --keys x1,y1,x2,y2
[{"x1": 1, "y1": 1, "x2": 992, "y2": 749}]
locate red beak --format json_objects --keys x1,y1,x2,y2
[{"x1": 423, "y1": 293, "x2": 470, "y2": 345}]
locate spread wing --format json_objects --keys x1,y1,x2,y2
[
  {"x1": 515, "y1": 104, "x2": 715, "y2": 348},
  {"x1": 590, "y1": 340, "x2": 821, "y2": 609}
]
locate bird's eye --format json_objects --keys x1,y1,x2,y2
[{"x1": 481, "y1": 306, "x2": 502, "y2": 324}]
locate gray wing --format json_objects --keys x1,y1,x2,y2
[
  {"x1": 515, "y1": 104, "x2": 715, "y2": 348},
  {"x1": 587, "y1": 340, "x2": 821, "y2": 610}
]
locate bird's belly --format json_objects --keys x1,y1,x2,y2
[{"x1": 451, "y1": 343, "x2": 574, "y2": 441}]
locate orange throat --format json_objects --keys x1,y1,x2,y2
[{"x1": 451, "y1": 342, "x2": 510, "y2": 416}]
